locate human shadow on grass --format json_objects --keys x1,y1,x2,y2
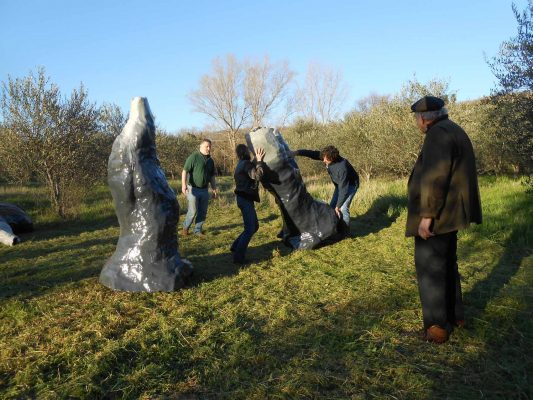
[
  {"x1": 350, "y1": 194, "x2": 406, "y2": 238},
  {"x1": 424, "y1": 193, "x2": 533, "y2": 397},
  {"x1": 87, "y1": 297, "x2": 411, "y2": 398},
  {"x1": 186, "y1": 240, "x2": 292, "y2": 286},
  {"x1": 461, "y1": 194, "x2": 532, "y2": 325}
]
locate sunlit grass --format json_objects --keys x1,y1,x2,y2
[{"x1": 0, "y1": 176, "x2": 531, "y2": 399}]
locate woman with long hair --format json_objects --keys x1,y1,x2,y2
[{"x1": 230, "y1": 144, "x2": 265, "y2": 264}]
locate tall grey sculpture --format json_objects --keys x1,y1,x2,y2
[
  {"x1": 0, "y1": 203, "x2": 33, "y2": 246},
  {"x1": 245, "y1": 127, "x2": 345, "y2": 249},
  {"x1": 99, "y1": 97, "x2": 191, "y2": 292}
]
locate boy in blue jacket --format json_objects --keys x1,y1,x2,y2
[{"x1": 293, "y1": 145, "x2": 359, "y2": 231}]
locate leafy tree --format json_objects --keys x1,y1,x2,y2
[
  {"x1": 155, "y1": 128, "x2": 199, "y2": 180},
  {"x1": 0, "y1": 68, "x2": 106, "y2": 217},
  {"x1": 398, "y1": 76, "x2": 457, "y2": 106},
  {"x1": 488, "y1": 1, "x2": 533, "y2": 92},
  {"x1": 487, "y1": 1, "x2": 533, "y2": 175},
  {"x1": 99, "y1": 102, "x2": 126, "y2": 138}
]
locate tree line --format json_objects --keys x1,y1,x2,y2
[{"x1": 1, "y1": 1, "x2": 531, "y2": 217}]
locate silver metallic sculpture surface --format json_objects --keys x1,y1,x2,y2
[
  {"x1": 246, "y1": 127, "x2": 343, "y2": 249},
  {"x1": 99, "y1": 97, "x2": 191, "y2": 292},
  {"x1": 0, "y1": 203, "x2": 33, "y2": 246}
]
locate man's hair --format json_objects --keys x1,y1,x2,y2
[
  {"x1": 200, "y1": 138, "x2": 212, "y2": 145},
  {"x1": 416, "y1": 107, "x2": 448, "y2": 121},
  {"x1": 320, "y1": 145, "x2": 340, "y2": 162},
  {"x1": 235, "y1": 144, "x2": 251, "y2": 160}
]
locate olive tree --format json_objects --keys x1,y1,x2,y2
[
  {"x1": 487, "y1": 1, "x2": 533, "y2": 175},
  {"x1": 0, "y1": 68, "x2": 106, "y2": 217}
]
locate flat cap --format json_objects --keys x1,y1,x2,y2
[{"x1": 410, "y1": 96, "x2": 445, "y2": 112}]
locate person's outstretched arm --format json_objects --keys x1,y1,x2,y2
[{"x1": 293, "y1": 149, "x2": 321, "y2": 160}]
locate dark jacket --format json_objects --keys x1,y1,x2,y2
[
  {"x1": 296, "y1": 150, "x2": 359, "y2": 208},
  {"x1": 406, "y1": 116, "x2": 482, "y2": 237},
  {"x1": 234, "y1": 159, "x2": 264, "y2": 202}
]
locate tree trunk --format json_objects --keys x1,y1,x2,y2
[{"x1": 44, "y1": 166, "x2": 65, "y2": 218}]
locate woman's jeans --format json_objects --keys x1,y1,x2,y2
[
  {"x1": 330, "y1": 184, "x2": 358, "y2": 227},
  {"x1": 183, "y1": 185, "x2": 209, "y2": 234},
  {"x1": 231, "y1": 195, "x2": 259, "y2": 263}
]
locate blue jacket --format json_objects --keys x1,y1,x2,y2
[{"x1": 296, "y1": 149, "x2": 359, "y2": 208}]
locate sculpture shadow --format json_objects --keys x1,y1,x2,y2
[
  {"x1": 0, "y1": 235, "x2": 116, "y2": 300},
  {"x1": 350, "y1": 194, "x2": 407, "y2": 238}
]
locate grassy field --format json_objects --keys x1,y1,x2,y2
[{"x1": 0, "y1": 176, "x2": 532, "y2": 399}]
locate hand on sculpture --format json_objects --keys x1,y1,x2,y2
[
  {"x1": 418, "y1": 217, "x2": 435, "y2": 240},
  {"x1": 182, "y1": 186, "x2": 188, "y2": 196},
  {"x1": 255, "y1": 147, "x2": 266, "y2": 162}
]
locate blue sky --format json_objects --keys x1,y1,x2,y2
[{"x1": 0, "y1": 0, "x2": 527, "y2": 132}]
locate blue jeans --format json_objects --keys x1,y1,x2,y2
[
  {"x1": 231, "y1": 195, "x2": 259, "y2": 263},
  {"x1": 330, "y1": 184, "x2": 358, "y2": 227},
  {"x1": 183, "y1": 186, "x2": 209, "y2": 233}
]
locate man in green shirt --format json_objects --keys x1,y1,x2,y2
[{"x1": 181, "y1": 139, "x2": 218, "y2": 235}]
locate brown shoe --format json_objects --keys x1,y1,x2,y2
[
  {"x1": 180, "y1": 229, "x2": 189, "y2": 236},
  {"x1": 424, "y1": 325, "x2": 449, "y2": 344}
]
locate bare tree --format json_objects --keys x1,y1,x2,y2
[
  {"x1": 297, "y1": 62, "x2": 349, "y2": 124},
  {"x1": 244, "y1": 56, "x2": 295, "y2": 127},
  {"x1": 188, "y1": 54, "x2": 249, "y2": 151},
  {"x1": 189, "y1": 54, "x2": 297, "y2": 155},
  {"x1": 0, "y1": 68, "x2": 105, "y2": 217}
]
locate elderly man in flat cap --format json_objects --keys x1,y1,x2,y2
[{"x1": 407, "y1": 96, "x2": 482, "y2": 343}]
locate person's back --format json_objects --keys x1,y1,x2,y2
[
  {"x1": 234, "y1": 158, "x2": 262, "y2": 203},
  {"x1": 407, "y1": 116, "x2": 482, "y2": 236},
  {"x1": 294, "y1": 146, "x2": 359, "y2": 230}
]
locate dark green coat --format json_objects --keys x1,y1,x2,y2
[{"x1": 406, "y1": 117, "x2": 482, "y2": 237}]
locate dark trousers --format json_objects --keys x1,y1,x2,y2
[
  {"x1": 231, "y1": 195, "x2": 259, "y2": 263},
  {"x1": 415, "y1": 231, "x2": 464, "y2": 330}
]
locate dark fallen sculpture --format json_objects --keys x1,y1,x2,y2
[
  {"x1": 0, "y1": 203, "x2": 33, "y2": 246},
  {"x1": 245, "y1": 127, "x2": 346, "y2": 249},
  {"x1": 99, "y1": 97, "x2": 192, "y2": 292}
]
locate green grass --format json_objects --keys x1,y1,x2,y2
[{"x1": 0, "y1": 176, "x2": 532, "y2": 399}]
